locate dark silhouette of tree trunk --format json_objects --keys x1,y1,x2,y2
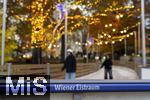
[{"x1": 32, "y1": 47, "x2": 42, "y2": 64}]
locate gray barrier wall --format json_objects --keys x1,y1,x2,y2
[{"x1": 50, "y1": 92, "x2": 150, "y2": 100}]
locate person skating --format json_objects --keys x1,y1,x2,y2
[
  {"x1": 100, "y1": 55, "x2": 113, "y2": 79},
  {"x1": 61, "y1": 49, "x2": 77, "y2": 80}
]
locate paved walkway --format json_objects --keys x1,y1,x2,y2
[{"x1": 77, "y1": 66, "x2": 139, "y2": 80}]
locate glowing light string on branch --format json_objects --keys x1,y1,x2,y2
[
  {"x1": 95, "y1": 31, "x2": 135, "y2": 45},
  {"x1": 94, "y1": 22, "x2": 139, "y2": 45},
  {"x1": 104, "y1": 5, "x2": 135, "y2": 12}
]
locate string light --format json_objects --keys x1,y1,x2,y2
[
  {"x1": 53, "y1": 45, "x2": 56, "y2": 48},
  {"x1": 130, "y1": 32, "x2": 134, "y2": 35},
  {"x1": 100, "y1": 42, "x2": 103, "y2": 45},
  {"x1": 104, "y1": 5, "x2": 135, "y2": 12},
  {"x1": 105, "y1": 41, "x2": 108, "y2": 45},
  {"x1": 124, "y1": 30, "x2": 127, "y2": 33},
  {"x1": 112, "y1": 29, "x2": 116, "y2": 32},
  {"x1": 120, "y1": 14, "x2": 123, "y2": 18},
  {"x1": 100, "y1": 35, "x2": 104, "y2": 38},
  {"x1": 85, "y1": 43, "x2": 88, "y2": 46},
  {"x1": 116, "y1": 15, "x2": 120, "y2": 19},
  {"x1": 78, "y1": 42, "x2": 81, "y2": 45},
  {"x1": 126, "y1": 34, "x2": 130, "y2": 37},
  {"x1": 96, "y1": 30, "x2": 136, "y2": 46},
  {"x1": 120, "y1": 31, "x2": 124, "y2": 34},
  {"x1": 105, "y1": 24, "x2": 108, "y2": 28},
  {"x1": 108, "y1": 35, "x2": 111, "y2": 38},
  {"x1": 112, "y1": 41, "x2": 115, "y2": 44},
  {"x1": 109, "y1": 24, "x2": 112, "y2": 27}
]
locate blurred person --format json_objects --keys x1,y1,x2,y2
[
  {"x1": 100, "y1": 55, "x2": 113, "y2": 79},
  {"x1": 61, "y1": 49, "x2": 77, "y2": 80}
]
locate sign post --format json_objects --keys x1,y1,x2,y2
[
  {"x1": 64, "y1": 2, "x2": 68, "y2": 59},
  {"x1": 1, "y1": 0, "x2": 7, "y2": 66},
  {"x1": 141, "y1": 0, "x2": 147, "y2": 66}
]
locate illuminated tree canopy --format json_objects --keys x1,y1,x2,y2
[
  {"x1": 7, "y1": 0, "x2": 141, "y2": 53},
  {"x1": 0, "y1": 9, "x2": 17, "y2": 62}
]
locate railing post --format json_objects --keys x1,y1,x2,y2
[
  {"x1": 1, "y1": 65, "x2": 4, "y2": 72},
  {"x1": 47, "y1": 63, "x2": 50, "y2": 76},
  {"x1": 7, "y1": 63, "x2": 12, "y2": 76},
  {"x1": 137, "y1": 65, "x2": 142, "y2": 79}
]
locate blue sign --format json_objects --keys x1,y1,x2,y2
[
  {"x1": 89, "y1": 37, "x2": 94, "y2": 44},
  {"x1": 50, "y1": 83, "x2": 150, "y2": 93},
  {"x1": 56, "y1": 3, "x2": 65, "y2": 19},
  {"x1": 57, "y1": 4, "x2": 64, "y2": 11}
]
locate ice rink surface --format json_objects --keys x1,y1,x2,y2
[{"x1": 77, "y1": 66, "x2": 139, "y2": 80}]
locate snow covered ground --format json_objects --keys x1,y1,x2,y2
[{"x1": 77, "y1": 66, "x2": 139, "y2": 80}]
